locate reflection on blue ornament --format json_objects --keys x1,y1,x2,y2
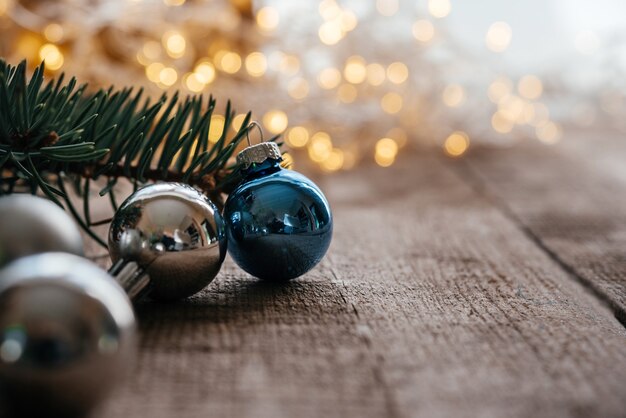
[{"x1": 225, "y1": 159, "x2": 333, "y2": 281}]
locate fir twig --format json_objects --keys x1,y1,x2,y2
[{"x1": 0, "y1": 60, "x2": 269, "y2": 248}]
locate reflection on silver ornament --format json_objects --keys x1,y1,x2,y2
[
  {"x1": 224, "y1": 126, "x2": 333, "y2": 281},
  {"x1": 0, "y1": 252, "x2": 136, "y2": 417},
  {"x1": 108, "y1": 182, "x2": 227, "y2": 301},
  {"x1": 0, "y1": 194, "x2": 84, "y2": 268}
]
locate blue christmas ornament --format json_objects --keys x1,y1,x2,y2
[{"x1": 225, "y1": 126, "x2": 332, "y2": 281}]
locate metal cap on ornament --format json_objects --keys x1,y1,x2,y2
[{"x1": 235, "y1": 121, "x2": 282, "y2": 169}]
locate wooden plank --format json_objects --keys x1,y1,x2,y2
[
  {"x1": 463, "y1": 132, "x2": 626, "y2": 322},
  {"x1": 96, "y1": 153, "x2": 626, "y2": 418}
]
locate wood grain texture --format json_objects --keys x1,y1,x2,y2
[
  {"x1": 464, "y1": 132, "x2": 626, "y2": 322},
  {"x1": 94, "y1": 151, "x2": 626, "y2": 418}
]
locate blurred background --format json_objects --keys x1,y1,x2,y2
[{"x1": 1, "y1": 0, "x2": 624, "y2": 172}]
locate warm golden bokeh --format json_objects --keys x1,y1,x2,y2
[
  {"x1": 38, "y1": 44, "x2": 64, "y2": 71},
  {"x1": 286, "y1": 127, "x2": 310, "y2": 148},
  {"x1": 2, "y1": 1, "x2": 614, "y2": 173},
  {"x1": 412, "y1": 20, "x2": 435, "y2": 42},
  {"x1": 263, "y1": 110, "x2": 288, "y2": 134},
  {"x1": 442, "y1": 84, "x2": 465, "y2": 107},
  {"x1": 308, "y1": 132, "x2": 333, "y2": 163},
  {"x1": 256, "y1": 6, "x2": 279, "y2": 31},
  {"x1": 344, "y1": 56, "x2": 367, "y2": 84},
  {"x1": 208, "y1": 115, "x2": 226, "y2": 143},
  {"x1": 443, "y1": 132, "x2": 469, "y2": 157},
  {"x1": 245, "y1": 52, "x2": 267, "y2": 77},
  {"x1": 318, "y1": 68, "x2": 342, "y2": 89}
]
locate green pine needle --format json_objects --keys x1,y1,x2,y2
[{"x1": 0, "y1": 59, "x2": 275, "y2": 248}]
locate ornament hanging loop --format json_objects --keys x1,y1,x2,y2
[{"x1": 246, "y1": 121, "x2": 265, "y2": 146}]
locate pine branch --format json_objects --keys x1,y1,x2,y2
[{"x1": 0, "y1": 60, "x2": 276, "y2": 248}]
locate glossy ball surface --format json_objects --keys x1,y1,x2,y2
[
  {"x1": 0, "y1": 253, "x2": 136, "y2": 417},
  {"x1": 0, "y1": 194, "x2": 83, "y2": 268},
  {"x1": 225, "y1": 163, "x2": 332, "y2": 280},
  {"x1": 108, "y1": 183, "x2": 227, "y2": 300}
]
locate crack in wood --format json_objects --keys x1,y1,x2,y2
[{"x1": 445, "y1": 156, "x2": 626, "y2": 329}]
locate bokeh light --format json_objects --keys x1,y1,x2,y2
[
  {"x1": 184, "y1": 73, "x2": 204, "y2": 93},
  {"x1": 366, "y1": 63, "x2": 386, "y2": 86},
  {"x1": 208, "y1": 115, "x2": 225, "y2": 142},
  {"x1": 287, "y1": 78, "x2": 310, "y2": 100},
  {"x1": 286, "y1": 126, "x2": 310, "y2": 148},
  {"x1": 308, "y1": 132, "x2": 333, "y2": 163},
  {"x1": 486, "y1": 22, "x2": 512, "y2": 52},
  {"x1": 319, "y1": 21, "x2": 344, "y2": 45},
  {"x1": 381, "y1": 92, "x2": 403, "y2": 114},
  {"x1": 321, "y1": 148, "x2": 345, "y2": 171},
  {"x1": 442, "y1": 84, "x2": 465, "y2": 107},
  {"x1": 412, "y1": 20, "x2": 435, "y2": 43},
  {"x1": 194, "y1": 61, "x2": 216, "y2": 84},
  {"x1": 38, "y1": 44, "x2": 64, "y2": 71},
  {"x1": 377, "y1": 0, "x2": 399, "y2": 17},
  {"x1": 159, "y1": 67, "x2": 178, "y2": 87},
  {"x1": 318, "y1": 68, "x2": 342, "y2": 89},
  {"x1": 443, "y1": 132, "x2": 469, "y2": 157},
  {"x1": 338, "y1": 84, "x2": 358, "y2": 103},
  {"x1": 344, "y1": 56, "x2": 367, "y2": 84},
  {"x1": 162, "y1": 31, "x2": 186, "y2": 59},
  {"x1": 3, "y1": 0, "x2": 622, "y2": 175},
  {"x1": 536, "y1": 121, "x2": 562, "y2": 144},
  {"x1": 245, "y1": 52, "x2": 267, "y2": 77},
  {"x1": 387, "y1": 62, "x2": 409, "y2": 84},
  {"x1": 257, "y1": 7, "x2": 279, "y2": 31},
  {"x1": 43, "y1": 24, "x2": 64, "y2": 43},
  {"x1": 375, "y1": 137, "x2": 399, "y2": 167},
  {"x1": 518, "y1": 75, "x2": 543, "y2": 100},
  {"x1": 263, "y1": 110, "x2": 288, "y2": 134},
  {"x1": 428, "y1": 0, "x2": 451, "y2": 18}
]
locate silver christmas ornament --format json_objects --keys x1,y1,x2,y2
[
  {"x1": 108, "y1": 182, "x2": 227, "y2": 301},
  {"x1": 0, "y1": 194, "x2": 84, "y2": 268},
  {"x1": 0, "y1": 252, "x2": 136, "y2": 418}
]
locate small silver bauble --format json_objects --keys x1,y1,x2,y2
[
  {"x1": 0, "y1": 253, "x2": 136, "y2": 417},
  {"x1": 0, "y1": 194, "x2": 84, "y2": 268},
  {"x1": 108, "y1": 182, "x2": 227, "y2": 301}
]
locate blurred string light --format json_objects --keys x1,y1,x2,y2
[
  {"x1": 0, "y1": 0, "x2": 616, "y2": 174},
  {"x1": 286, "y1": 126, "x2": 309, "y2": 148},
  {"x1": 486, "y1": 22, "x2": 512, "y2": 52},
  {"x1": 163, "y1": 30, "x2": 186, "y2": 59},
  {"x1": 412, "y1": 20, "x2": 435, "y2": 43},
  {"x1": 442, "y1": 84, "x2": 465, "y2": 107},
  {"x1": 443, "y1": 132, "x2": 469, "y2": 157},
  {"x1": 245, "y1": 52, "x2": 267, "y2": 77},
  {"x1": 375, "y1": 138, "x2": 399, "y2": 167},
  {"x1": 43, "y1": 23, "x2": 64, "y2": 43},
  {"x1": 377, "y1": 0, "x2": 399, "y2": 17},
  {"x1": 209, "y1": 115, "x2": 226, "y2": 142},
  {"x1": 38, "y1": 44, "x2": 64, "y2": 71},
  {"x1": 256, "y1": 6, "x2": 279, "y2": 32},
  {"x1": 263, "y1": 110, "x2": 288, "y2": 134},
  {"x1": 428, "y1": 0, "x2": 451, "y2": 19},
  {"x1": 517, "y1": 75, "x2": 543, "y2": 100},
  {"x1": 318, "y1": 68, "x2": 341, "y2": 89}
]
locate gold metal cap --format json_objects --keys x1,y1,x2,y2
[
  {"x1": 236, "y1": 121, "x2": 282, "y2": 169},
  {"x1": 236, "y1": 142, "x2": 282, "y2": 169}
]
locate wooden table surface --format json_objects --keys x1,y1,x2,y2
[{"x1": 96, "y1": 128, "x2": 626, "y2": 418}]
